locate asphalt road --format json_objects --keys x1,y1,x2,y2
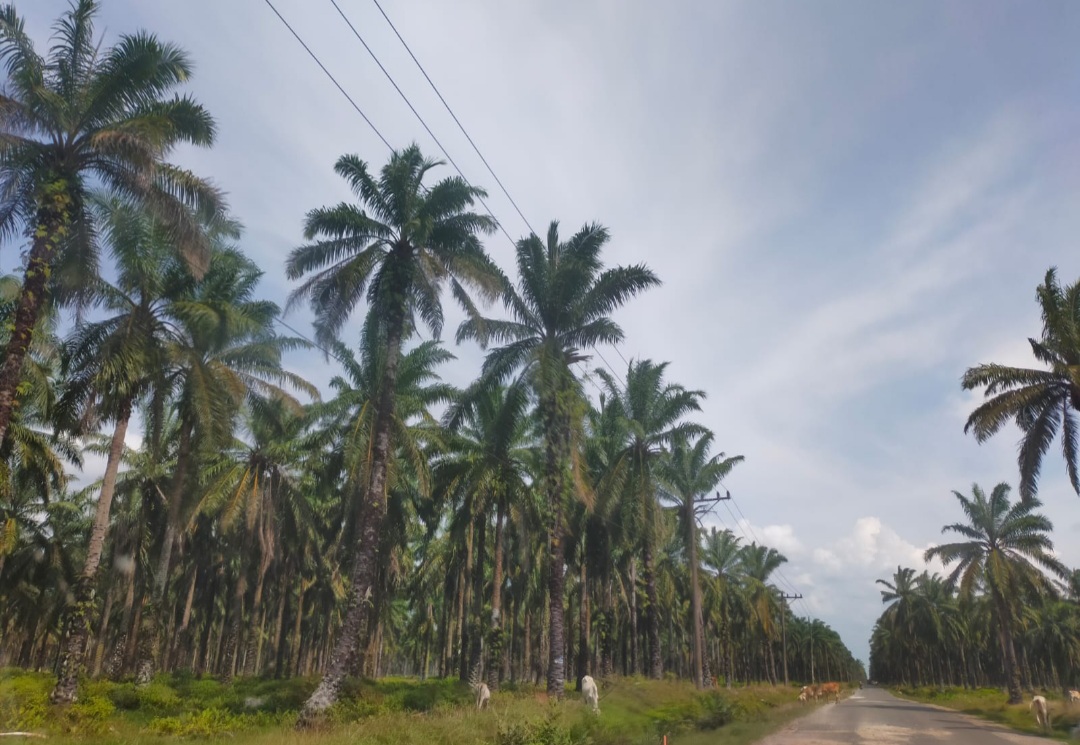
[{"x1": 755, "y1": 686, "x2": 1049, "y2": 744}]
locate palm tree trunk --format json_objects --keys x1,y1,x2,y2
[
  {"x1": 0, "y1": 183, "x2": 71, "y2": 447},
  {"x1": 629, "y1": 559, "x2": 639, "y2": 676},
  {"x1": 541, "y1": 386, "x2": 570, "y2": 698},
  {"x1": 243, "y1": 560, "x2": 270, "y2": 676},
  {"x1": 297, "y1": 311, "x2": 404, "y2": 727},
  {"x1": 469, "y1": 514, "x2": 486, "y2": 681},
  {"x1": 52, "y1": 400, "x2": 132, "y2": 703},
  {"x1": 459, "y1": 521, "x2": 474, "y2": 682},
  {"x1": 91, "y1": 584, "x2": 116, "y2": 678},
  {"x1": 137, "y1": 418, "x2": 193, "y2": 683},
  {"x1": 576, "y1": 555, "x2": 589, "y2": 688},
  {"x1": 222, "y1": 562, "x2": 247, "y2": 681},
  {"x1": 487, "y1": 498, "x2": 506, "y2": 690},
  {"x1": 991, "y1": 590, "x2": 1022, "y2": 704},
  {"x1": 599, "y1": 576, "x2": 614, "y2": 678},
  {"x1": 642, "y1": 540, "x2": 662, "y2": 679},
  {"x1": 170, "y1": 563, "x2": 198, "y2": 671}
]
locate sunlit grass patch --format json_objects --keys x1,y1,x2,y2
[
  {"x1": 894, "y1": 685, "x2": 1080, "y2": 740},
  {"x1": 0, "y1": 669, "x2": 820, "y2": 745}
]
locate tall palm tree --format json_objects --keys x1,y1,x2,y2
[
  {"x1": 596, "y1": 359, "x2": 704, "y2": 679},
  {"x1": 50, "y1": 199, "x2": 181, "y2": 702},
  {"x1": 962, "y1": 268, "x2": 1080, "y2": 501},
  {"x1": 458, "y1": 221, "x2": 659, "y2": 695},
  {"x1": 701, "y1": 527, "x2": 742, "y2": 687},
  {"x1": 137, "y1": 247, "x2": 312, "y2": 682},
  {"x1": 202, "y1": 397, "x2": 311, "y2": 679},
  {"x1": 924, "y1": 482, "x2": 1068, "y2": 703},
  {"x1": 659, "y1": 433, "x2": 743, "y2": 688},
  {"x1": 0, "y1": 0, "x2": 225, "y2": 446},
  {"x1": 436, "y1": 380, "x2": 533, "y2": 689},
  {"x1": 739, "y1": 542, "x2": 787, "y2": 684},
  {"x1": 287, "y1": 145, "x2": 499, "y2": 723},
  {"x1": 311, "y1": 335, "x2": 456, "y2": 679}
]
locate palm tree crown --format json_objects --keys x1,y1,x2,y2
[
  {"x1": 286, "y1": 144, "x2": 501, "y2": 348},
  {"x1": 962, "y1": 268, "x2": 1080, "y2": 501}
]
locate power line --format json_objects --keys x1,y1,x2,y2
[
  {"x1": 368, "y1": 0, "x2": 537, "y2": 238},
  {"x1": 326, "y1": 0, "x2": 519, "y2": 249},
  {"x1": 359, "y1": 0, "x2": 640, "y2": 390},
  {"x1": 264, "y1": 0, "x2": 630, "y2": 397},
  {"x1": 261, "y1": 0, "x2": 391, "y2": 151}
]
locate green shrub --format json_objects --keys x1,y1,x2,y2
[
  {"x1": 107, "y1": 682, "x2": 141, "y2": 710},
  {"x1": 496, "y1": 712, "x2": 588, "y2": 745},
  {"x1": 145, "y1": 707, "x2": 288, "y2": 737},
  {"x1": 695, "y1": 691, "x2": 734, "y2": 729},
  {"x1": 65, "y1": 694, "x2": 116, "y2": 735},
  {"x1": 0, "y1": 671, "x2": 50, "y2": 729},
  {"x1": 135, "y1": 680, "x2": 182, "y2": 714}
]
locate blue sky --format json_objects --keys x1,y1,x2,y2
[{"x1": 10, "y1": 0, "x2": 1080, "y2": 667}]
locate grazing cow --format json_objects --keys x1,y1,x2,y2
[
  {"x1": 474, "y1": 682, "x2": 491, "y2": 711},
  {"x1": 819, "y1": 682, "x2": 841, "y2": 703},
  {"x1": 1068, "y1": 689, "x2": 1080, "y2": 704},
  {"x1": 581, "y1": 675, "x2": 600, "y2": 714},
  {"x1": 1030, "y1": 695, "x2": 1049, "y2": 731}
]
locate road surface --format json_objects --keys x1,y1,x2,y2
[{"x1": 756, "y1": 686, "x2": 1048, "y2": 744}]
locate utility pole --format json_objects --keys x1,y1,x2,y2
[
  {"x1": 688, "y1": 490, "x2": 731, "y2": 688},
  {"x1": 779, "y1": 593, "x2": 802, "y2": 686}
]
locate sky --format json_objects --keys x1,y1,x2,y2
[{"x1": 10, "y1": 0, "x2": 1080, "y2": 668}]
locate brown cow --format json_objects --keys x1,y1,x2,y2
[{"x1": 819, "y1": 681, "x2": 840, "y2": 703}]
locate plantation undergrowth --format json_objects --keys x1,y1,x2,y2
[
  {"x1": 894, "y1": 685, "x2": 1080, "y2": 740},
  {"x1": 0, "y1": 670, "x2": 818, "y2": 745}
]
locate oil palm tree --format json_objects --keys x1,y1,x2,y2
[
  {"x1": 596, "y1": 359, "x2": 704, "y2": 679},
  {"x1": 924, "y1": 482, "x2": 1068, "y2": 703},
  {"x1": 701, "y1": 527, "x2": 742, "y2": 687},
  {"x1": 458, "y1": 222, "x2": 659, "y2": 695},
  {"x1": 436, "y1": 380, "x2": 533, "y2": 688},
  {"x1": 287, "y1": 144, "x2": 500, "y2": 723},
  {"x1": 659, "y1": 433, "x2": 743, "y2": 687},
  {"x1": 50, "y1": 199, "x2": 185, "y2": 702},
  {"x1": 136, "y1": 247, "x2": 313, "y2": 682},
  {"x1": 310, "y1": 335, "x2": 456, "y2": 680},
  {"x1": 0, "y1": 0, "x2": 226, "y2": 447},
  {"x1": 962, "y1": 268, "x2": 1080, "y2": 501},
  {"x1": 739, "y1": 542, "x2": 787, "y2": 684},
  {"x1": 201, "y1": 397, "x2": 313, "y2": 679}
]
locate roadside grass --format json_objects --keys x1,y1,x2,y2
[
  {"x1": 894, "y1": 685, "x2": 1080, "y2": 740},
  {"x1": 0, "y1": 669, "x2": 826, "y2": 744}
]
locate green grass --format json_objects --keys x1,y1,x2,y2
[
  {"x1": 0, "y1": 669, "x2": 823, "y2": 744},
  {"x1": 893, "y1": 685, "x2": 1080, "y2": 740}
]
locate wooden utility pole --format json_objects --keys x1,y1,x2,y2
[{"x1": 779, "y1": 592, "x2": 802, "y2": 686}]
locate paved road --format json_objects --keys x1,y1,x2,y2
[{"x1": 756, "y1": 686, "x2": 1048, "y2": 744}]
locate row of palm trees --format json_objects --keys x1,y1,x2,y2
[
  {"x1": 869, "y1": 483, "x2": 1080, "y2": 701},
  {"x1": 0, "y1": 0, "x2": 862, "y2": 720}
]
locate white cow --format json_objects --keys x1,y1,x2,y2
[
  {"x1": 581, "y1": 675, "x2": 599, "y2": 714},
  {"x1": 1068, "y1": 689, "x2": 1080, "y2": 704},
  {"x1": 1030, "y1": 695, "x2": 1050, "y2": 732},
  {"x1": 474, "y1": 682, "x2": 491, "y2": 711},
  {"x1": 797, "y1": 690, "x2": 809, "y2": 705}
]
